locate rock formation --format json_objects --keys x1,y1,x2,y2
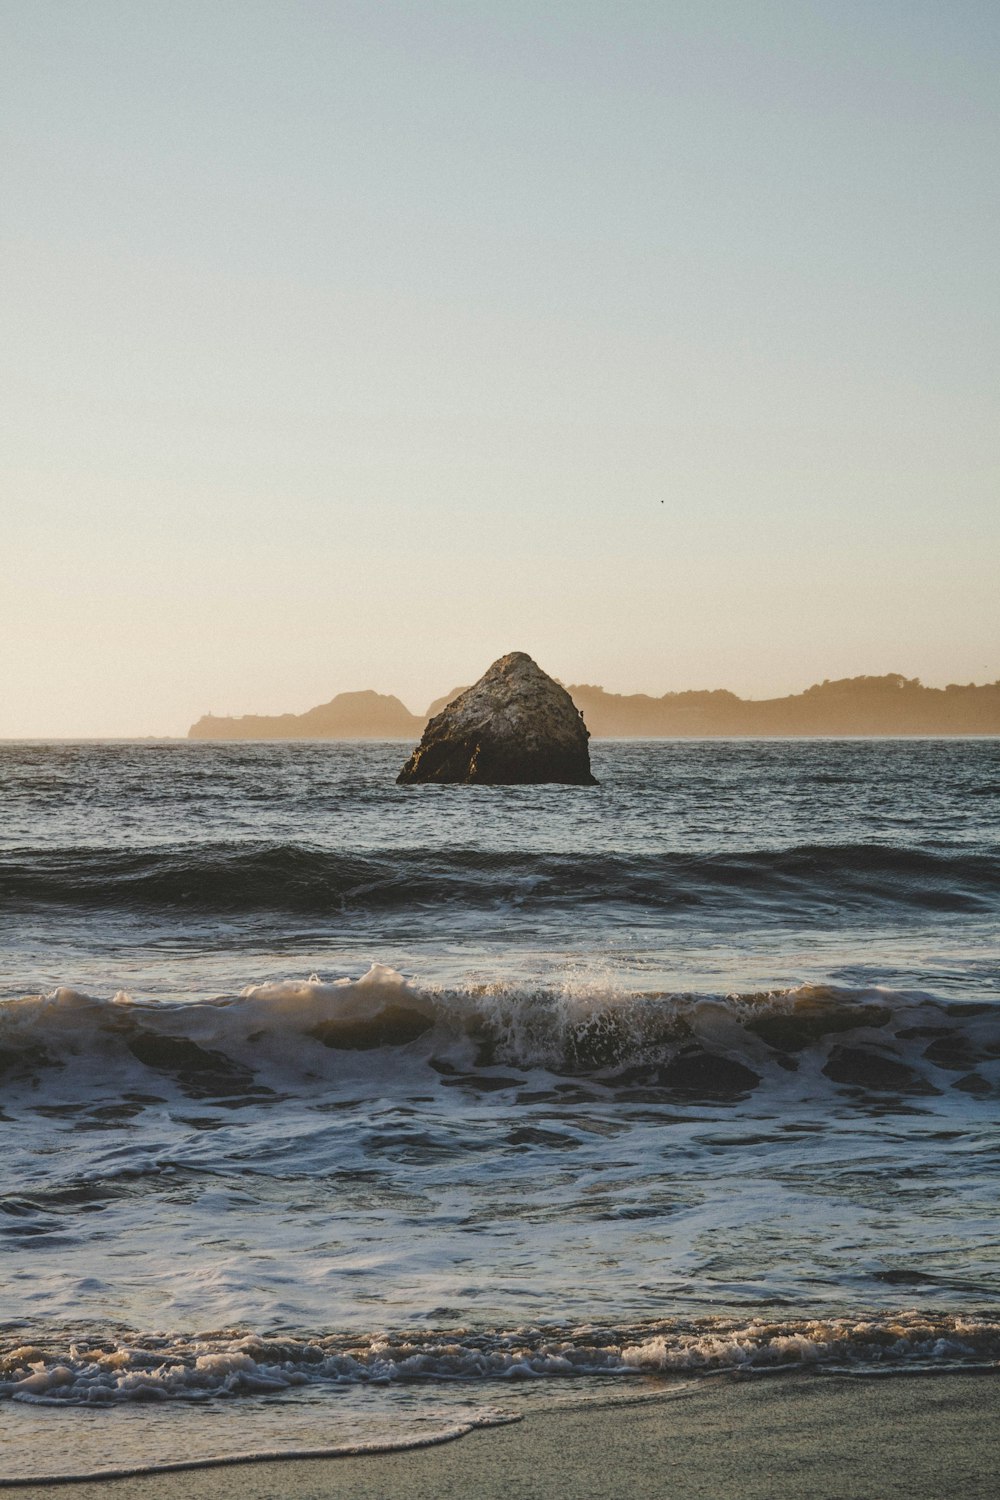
[{"x1": 397, "y1": 653, "x2": 597, "y2": 786}]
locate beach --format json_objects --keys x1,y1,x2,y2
[{"x1": 4, "y1": 1373, "x2": 997, "y2": 1498}]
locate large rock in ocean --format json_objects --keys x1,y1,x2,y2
[{"x1": 397, "y1": 653, "x2": 597, "y2": 786}]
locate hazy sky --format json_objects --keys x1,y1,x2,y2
[{"x1": 3, "y1": 1, "x2": 998, "y2": 736}]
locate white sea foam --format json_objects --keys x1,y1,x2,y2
[{"x1": 2, "y1": 1315, "x2": 998, "y2": 1410}]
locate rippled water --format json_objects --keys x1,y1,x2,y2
[{"x1": 1, "y1": 739, "x2": 998, "y2": 1483}]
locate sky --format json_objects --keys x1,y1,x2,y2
[{"x1": 2, "y1": 0, "x2": 998, "y2": 736}]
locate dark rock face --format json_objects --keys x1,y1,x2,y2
[{"x1": 397, "y1": 652, "x2": 597, "y2": 786}]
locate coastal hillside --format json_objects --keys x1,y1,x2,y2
[
  {"x1": 189, "y1": 690, "x2": 423, "y2": 741},
  {"x1": 567, "y1": 675, "x2": 1000, "y2": 737},
  {"x1": 188, "y1": 674, "x2": 1000, "y2": 739}
]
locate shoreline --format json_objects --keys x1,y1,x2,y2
[{"x1": 6, "y1": 1370, "x2": 998, "y2": 1500}]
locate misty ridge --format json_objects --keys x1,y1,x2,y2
[{"x1": 189, "y1": 674, "x2": 1000, "y2": 740}]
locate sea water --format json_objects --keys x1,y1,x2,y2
[{"x1": 1, "y1": 740, "x2": 998, "y2": 1482}]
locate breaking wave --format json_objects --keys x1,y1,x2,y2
[{"x1": 2, "y1": 968, "x2": 997, "y2": 1101}]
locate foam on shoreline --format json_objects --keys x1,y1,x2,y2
[{"x1": 3, "y1": 1313, "x2": 998, "y2": 1409}]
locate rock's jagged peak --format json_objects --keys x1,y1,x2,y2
[
  {"x1": 431, "y1": 652, "x2": 577, "y2": 737},
  {"x1": 446, "y1": 650, "x2": 555, "y2": 706},
  {"x1": 397, "y1": 652, "x2": 597, "y2": 786}
]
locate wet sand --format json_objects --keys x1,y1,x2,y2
[{"x1": 6, "y1": 1372, "x2": 998, "y2": 1500}]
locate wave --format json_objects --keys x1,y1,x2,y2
[
  {"x1": 2, "y1": 969, "x2": 997, "y2": 1101},
  {"x1": 2, "y1": 1314, "x2": 997, "y2": 1408},
  {"x1": 1, "y1": 842, "x2": 997, "y2": 916}
]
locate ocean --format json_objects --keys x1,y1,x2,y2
[{"x1": 1, "y1": 738, "x2": 998, "y2": 1484}]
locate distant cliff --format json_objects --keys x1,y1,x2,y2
[
  {"x1": 567, "y1": 675, "x2": 1000, "y2": 737},
  {"x1": 189, "y1": 674, "x2": 1000, "y2": 740},
  {"x1": 189, "y1": 691, "x2": 423, "y2": 741}
]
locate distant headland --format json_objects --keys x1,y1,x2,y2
[{"x1": 188, "y1": 674, "x2": 1000, "y2": 739}]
